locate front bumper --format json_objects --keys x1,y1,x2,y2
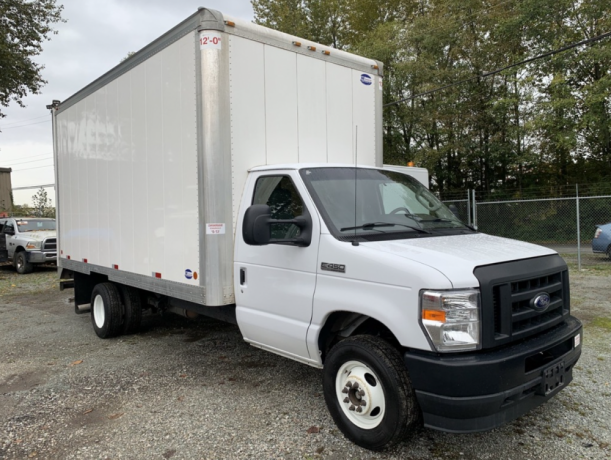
[
  {"x1": 27, "y1": 250, "x2": 57, "y2": 264},
  {"x1": 404, "y1": 315, "x2": 582, "y2": 432}
]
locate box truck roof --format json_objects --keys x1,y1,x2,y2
[{"x1": 57, "y1": 8, "x2": 382, "y2": 113}]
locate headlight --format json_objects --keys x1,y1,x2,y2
[
  {"x1": 420, "y1": 289, "x2": 480, "y2": 352},
  {"x1": 26, "y1": 241, "x2": 42, "y2": 250}
]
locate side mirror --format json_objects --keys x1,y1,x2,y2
[
  {"x1": 242, "y1": 204, "x2": 313, "y2": 247},
  {"x1": 243, "y1": 205, "x2": 272, "y2": 246}
]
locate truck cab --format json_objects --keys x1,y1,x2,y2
[
  {"x1": 236, "y1": 164, "x2": 582, "y2": 447},
  {"x1": 0, "y1": 217, "x2": 57, "y2": 273}
]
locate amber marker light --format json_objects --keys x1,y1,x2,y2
[
  {"x1": 292, "y1": 41, "x2": 302, "y2": 47},
  {"x1": 423, "y1": 309, "x2": 446, "y2": 322},
  {"x1": 307, "y1": 45, "x2": 316, "y2": 51},
  {"x1": 225, "y1": 20, "x2": 235, "y2": 27},
  {"x1": 371, "y1": 64, "x2": 379, "y2": 70},
  {"x1": 322, "y1": 50, "x2": 330, "y2": 56}
]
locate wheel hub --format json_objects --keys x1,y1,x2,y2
[{"x1": 335, "y1": 361, "x2": 386, "y2": 429}]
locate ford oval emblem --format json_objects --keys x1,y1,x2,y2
[
  {"x1": 360, "y1": 74, "x2": 372, "y2": 85},
  {"x1": 530, "y1": 292, "x2": 551, "y2": 311}
]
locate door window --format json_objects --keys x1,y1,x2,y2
[{"x1": 253, "y1": 176, "x2": 304, "y2": 239}]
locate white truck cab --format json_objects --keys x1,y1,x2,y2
[{"x1": 52, "y1": 8, "x2": 582, "y2": 451}]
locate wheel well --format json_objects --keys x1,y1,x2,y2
[
  {"x1": 74, "y1": 271, "x2": 109, "y2": 306},
  {"x1": 318, "y1": 312, "x2": 401, "y2": 364}
]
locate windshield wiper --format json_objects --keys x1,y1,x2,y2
[{"x1": 340, "y1": 222, "x2": 431, "y2": 234}]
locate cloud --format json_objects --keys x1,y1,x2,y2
[{"x1": 1, "y1": 0, "x2": 254, "y2": 204}]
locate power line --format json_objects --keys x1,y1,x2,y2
[
  {"x1": 2, "y1": 156, "x2": 53, "y2": 167},
  {"x1": 0, "y1": 119, "x2": 51, "y2": 129},
  {"x1": 0, "y1": 114, "x2": 50, "y2": 127},
  {"x1": 1, "y1": 152, "x2": 53, "y2": 162},
  {"x1": 11, "y1": 164, "x2": 54, "y2": 172},
  {"x1": 12, "y1": 184, "x2": 55, "y2": 191},
  {"x1": 384, "y1": 30, "x2": 611, "y2": 108}
]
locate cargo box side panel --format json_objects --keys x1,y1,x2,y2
[
  {"x1": 351, "y1": 69, "x2": 376, "y2": 167},
  {"x1": 228, "y1": 35, "x2": 267, "y2": 230},
  {"x1": 296, "y1": 55, "x2": 327, "y2": 163},
  {"x1": 57, "y1": 33, "x2": 200, "y2": 287},
  {"x1": 264, "y1": 46, "x2": 299, "y2": 165},
  {"x1": 325, "y1": 64, "x2": 353, "y2": 164}
]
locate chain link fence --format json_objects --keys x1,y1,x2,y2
[{"x1": 441, "y1": 184, "x2": 611, "y2": 268}]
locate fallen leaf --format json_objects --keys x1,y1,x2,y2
[
  {"x1": 307, "y1": 426, "x2": 320, "y2": 434},
  {"x1": 228, "y1": 377, "x2": 236, "y2": 381},
  {"x1": 70, "y1": 360, "x2": 83, "y2": 366},
  {"x1": 108, "y1": 413, "x2": 124, "y2": 420},
  {"x1": 316, "y1": 446, "x2": 325, "y2": 454},
  {"x1": 83, "y1": 409, "x2": 94, "y2": 415},
  {"x1": 28, "y1": 452, "x2": 37, "y2": 458},
  {"x1": 162, "y1": 449, "x2": 176, "y2": 459},
  {"x1": 177, "y1": 396, "x2": 184, "y2": 402},
  {"x1": 179, "y1": 374, "x2": 187, "y2": 378}
]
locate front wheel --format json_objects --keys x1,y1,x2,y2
[
  {"x1": 323, "y1": 336, "x2": 420, "y2": 451},
  {"x1": 15, "y1": 251, "x2": 34, "y2": 274}
]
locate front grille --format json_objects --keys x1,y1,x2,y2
[
  {"x1": 475, "y1": 255, "x2": 570, "y2": 349},
  {"x1": 43, "y1": 238, "x2": 57, "y2": 251}
]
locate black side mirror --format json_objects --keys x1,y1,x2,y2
[
  {"x1": 243, "y1": 205, "x2": 272, "y2": 245},
  {"x1": 242, "y1": 204, "x2": 313, "y2": 247}
]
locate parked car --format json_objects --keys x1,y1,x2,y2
[
  {"x1": 0, "y1": 217, "x2": 57, "y2": 273},
  {"x1": 592, "y1": 222, "x2": 611, "y2": 258}
]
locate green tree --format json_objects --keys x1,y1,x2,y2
[
  {"x1": 31, "y1": 187, "x2": 54, "y2": 217},
  {"x1": 0, "y1": 0, "x2": 65, "y2": 119}
]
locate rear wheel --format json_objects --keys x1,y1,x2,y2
[
  {"x1": 118, "y1": 285, "x2": 142, "y2": 334},
  {"x1": 15, "y1": 251, "x2": 34, "y2": 274},
  {"x1": 323, "y1": 335, "x2": 420, "y2": 451},
  {"x1": 91, "y1": 283, "x2": 123, "y2": 338}
]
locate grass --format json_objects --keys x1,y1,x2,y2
[
  {"x1": 590, "y1": 317, "x2": 611, "y2": 331},
  {"x1": 0, "y1": 265, "x2": 58, "y2": 297}
]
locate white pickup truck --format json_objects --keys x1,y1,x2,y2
[
  {"x1": 51, "y1": 8, "x2": 582, "y2": 450},
  {"x1": 0, "y1": 217, "x2": 57, "y2": 273}
]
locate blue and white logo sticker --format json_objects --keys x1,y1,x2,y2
[
  {"x1": 360, "y1": 74, "x2": 372, "y2": 85},
  {"x1": 530, "y1": 292, "x2": 551, "y2": 311},
  {"x1": 185, "y1": 269, "x2": 193, "y2": 280}
]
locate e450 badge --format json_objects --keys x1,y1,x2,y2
[{"x1": 321, "y1": 262, "x2": 346, "y2": 273}]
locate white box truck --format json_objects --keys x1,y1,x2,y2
[{"x1": 51, "y1": 8, "x2": 582, "y2": 450}]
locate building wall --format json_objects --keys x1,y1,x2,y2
[{"x1": 0, "y1": 168, "x2": 13, "y2": 213}]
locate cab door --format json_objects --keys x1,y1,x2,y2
[{"x1": 234, "y1": 171, "x2": 320, "y2": 361}]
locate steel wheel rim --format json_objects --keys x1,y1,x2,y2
[
  {"x1": 93, "y1": 294, "x2": 105, "y2": 329},
  {"x1": 335, "y1": 360, "x2": 386, "y2": 429},
  {"x1": 16, "y1": 254, "x2": 23, "y2": 269}
]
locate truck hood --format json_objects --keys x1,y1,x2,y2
[
  {"x1": 363, "y1": 233, "x2": 557, "y2": 288},
  {"x1": 17, "y1": 231, "x2": 56, "y2": 241}
]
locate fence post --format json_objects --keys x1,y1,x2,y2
[
  {"x1": 467, "y1": 189, "x2": 471, "y2": 226},
  {"x1": 472, "y1": 190, "x2": 478, "y2": 229},
  {"x1": 576, "y1": 184, "x2": 581, "y2": 271}
]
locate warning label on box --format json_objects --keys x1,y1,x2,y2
[{"x1": 206, "y1": 223, "x2": 226, "y2": 235}]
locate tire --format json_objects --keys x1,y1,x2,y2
[
  {"x1": 15, "y1": 251, "x2": 34, "y2": 274},
  {"x1": 323, "y1": 335, "x2": 420, "y2": 451},
  {"x1": 91, "y1": 283, "x2": 123, "y2": 338},
  {"x1": 118, "y1": 285, "x2": 142, "y2": 335}
]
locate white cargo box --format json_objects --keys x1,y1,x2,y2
[{"x1": 54, "y1": 8, "x2": 383, "y2": 306}]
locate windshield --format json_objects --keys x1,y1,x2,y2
[
  {"x1": 299, "y1": 167, "x2": 470, "y2": 241},
  {"x1": 16, "y1": 219, "x2": 56, "y2": 232}
]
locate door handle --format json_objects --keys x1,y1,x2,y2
[{"x1": 240, "y1": 268, "x2": 246, "y2": 285}]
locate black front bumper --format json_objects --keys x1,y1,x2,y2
[{"x1": 404, "y1": 315, "x2": 582, "y2": 432}]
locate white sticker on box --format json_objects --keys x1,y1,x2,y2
[
  {"x1": 574, "y1": 334, "x2": 580, "y2": 347},
  {"x1": 200, "y1": 32, "x2": 222, "y2": 50},
  {"x1": 206, "y1": 223, "x2": 225, "y2": 235}
]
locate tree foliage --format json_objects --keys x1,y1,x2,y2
[
  {"x1": 251, "y1": 0, "x2": 611, "y2": 194},
  {"x1": 0, "y1": 0, "x2": 65, "y2": 118},
  {"x1": 31, "y1": 187, "x2": 54, "y2": 217}
]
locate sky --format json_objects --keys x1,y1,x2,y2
[{"x1": 0, "y1": 0, "x2": 254, "y2": 207}]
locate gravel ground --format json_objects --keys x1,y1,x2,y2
[{"x1": 0, "y1": 258, "x2": 610, "y2": 460}]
